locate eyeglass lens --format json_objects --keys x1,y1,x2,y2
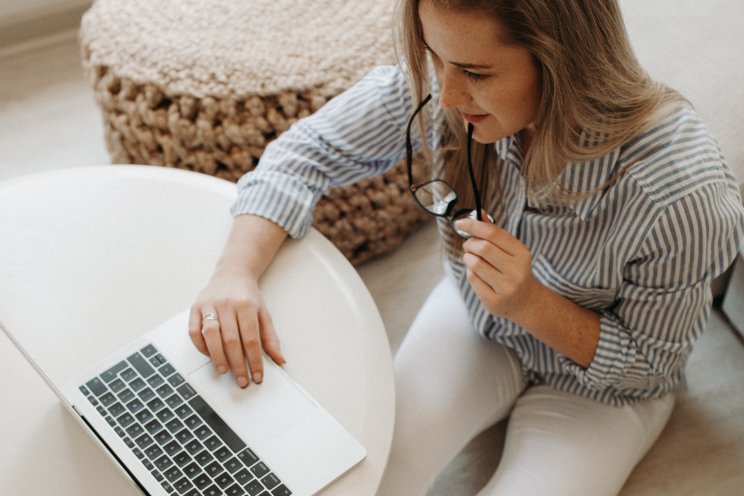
[{"x1": 413, "y1": 180, "x2": 457, "y2": 216}]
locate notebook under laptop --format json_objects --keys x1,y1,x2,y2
[{"x1": 27, "y1": 309, "x2": 366, "y2": 496}]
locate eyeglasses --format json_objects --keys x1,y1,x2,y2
[{"x1": 406, "y1": 94, "x2": 484, "y2": 239}]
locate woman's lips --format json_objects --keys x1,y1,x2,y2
[{"x1": 461, "y1": 111, "x2": 488, "y2": 124}]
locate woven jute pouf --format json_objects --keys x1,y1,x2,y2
[{"x1": 79, "y1": 0, "x2": 429, "y2": 265}]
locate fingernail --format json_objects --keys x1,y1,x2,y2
[
  {"x1": 237, "y1": 376, "x2": 249, "y2": 388},
  {"x1": 253, "y1": 372, "x2": 263, "y2": 384},
  {"x1": 218, "y1": 365, "x2": 227, "y2": 374}
]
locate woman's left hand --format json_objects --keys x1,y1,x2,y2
[{"x1": 455, "y1": 217, "x2": 540, "y2": 323}]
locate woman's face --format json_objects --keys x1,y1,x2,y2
[{"x1": 418, "y1": 0, "x2": 541, "y2": 144}]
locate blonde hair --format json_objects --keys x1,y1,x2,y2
[{"x1": 395, "y1": 0, "x2": 685, "y2": 213}]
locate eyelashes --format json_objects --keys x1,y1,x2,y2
[{"x1": 463, "y1": 71, "x2": 488, "y2": 82}]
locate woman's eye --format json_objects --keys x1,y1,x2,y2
[{"x1": 464, "y1": 70, "x2": 488, "y2": 81}]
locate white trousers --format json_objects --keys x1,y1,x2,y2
[{"x1": 377, "y1": 276, "x2": 675, "y2": 496}]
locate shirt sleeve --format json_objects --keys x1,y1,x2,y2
[
  {"x1": 230, "y1": 64, "x2": 428, "y2": 238},
  {"x1": 564, "y1": 182, "x2": 744, "y2": 391}
]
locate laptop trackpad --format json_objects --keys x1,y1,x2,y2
[{"x1": 188, "y1": 359, "x2": 317, "y2": 448}]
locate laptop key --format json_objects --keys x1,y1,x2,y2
[
  {"x1": 168, "y1": 373, "x2": 185, "y2": 387},
  {"x1": 117, "y1": 388, "x2": 135, "y2": 404},
  {"x1": 234, "y1": 468, "x2": 252, "y2": 485},
  {"x1": 165, "y1": 418, "x2": 185, "y2": 433},
  {"x1": 214, "y1": 472, "x2": 235, "y2": 489},
  {"x1": 173, "y1": 450, "x2": 191, "y2": 467},
  {"x1": 156, "y1": 384, "x2": 174, "y2": 399},
  {"x1": 139, "y1": 387, "x2": 156, "y2": 402},
  {"x1": 155, "y1": 454, "x2": 173, "y2": 471},
  {"x1": 174, "y1": 476, "x2": 194, "y2": 494},
  {"x1": 245, "y1": 480, "x2": 264, "y2": 496},
  {"x1": 135, "y1": 409, "x2": 154, "y2": 424},
  {"x1": 250, "y1": 462, "x2": 269, "y2": 479},
  {"x1": 144, "y1": 419, "x2": 163, "y2": 434},
  {"x1": 166, "y1": 394, "x2": 184, "y2": 409},
  {"x1": 271, "y1": 484, "x2": 291, "y2": 496},
  {"x1": 225, "y1": 483, "x2": 246, "y2": 496},
  {"x1": 125, "y1": 423, "x2": 144, "y2": 438},
  {"x1": 148, "y1": 375, "x2": 165, "y2": 389},
  {"x1": 164, "y1": 440, "x2": 182, "y2": 456},
  {"x1": 117, "y1": 412, "x2": 135, "y2": 428},
  {"x1": 135, "y1": 433, "x2": 154, "y2": 450},
  {"x1": 189, "y1": 472, "x2": 209, "y2": 489},
  {"x1": 175, "y1": 404, "x2": 193, "y2": 420},
  {"x1": 261, "y1": 473, "x2": 280, "y2": 490},
  {"x1": 214, "y1": 446, "x2": 232, "y2": 462},
  {"x1": 156, "y1": 408, "x2": 175, "y2": 423},
  {"x1": 225, "y1": 457, "x2": 242, "y2": 474},
  {"x1": 86, "y1": 377, "x2": 107, "y2": 397},
  {"x1": 194, "y1": 425, "x2": 211, "y2": 440},
  {"x1": 163, "y1": 466, "x2": 183, "y2": 482},
  {"x1": 183, "y1": 462, "x2": 202, "y2": 479},
  {"x1": 154, "y1": 429, "x2": 173, "y2": 445},
  {"x1": 109, "y1": 378, "x2": 126, "y2": 393},
  {"x1": 120, "y1": 367, "x2": 137, "y2": 382},
  {"x1": 130, "y1": 377, "x2": 146, "y2": 392},
  {"x1": 271, "y1": 484, "x2": 292, "y2": 496},
  {"x1": 126, "y1": 398, "x2": 145, "y2": 414},
  {"x1": 203, "y1": 435, "x2": 221, "y2": 451},
  {"x1": 101, "y1": 361, "x2": 128, "y2": 382},
  {"x1": 141, "y1": 344, "x2": 157, "y2": 357},
  {"x1": 194, "y1": 449, "x2": 214, "y2": 467},
  {"x1": 150, "y1": 354, "x2": 167, "y2": 367},
  {"x1": 144, "y1": 444, "x2": 163, "y2": 460},
  {"x1": 147, "y1": 397, "x2": 166, "y2": 413},
  {"x1": 159, "y1": 363, "x2": 176, "y2": 377},
  {"x1": 204, "y1": 462, "x2": 222, "y2": 477},
  {"x1": 108, "y1": 401, "x2": 126, "y2": 418},
  {"x1": 237, "y1": 448, "x2": 259, "y2": 468},
  {"x1": 184, "y1": 439, "x2": 203, "y2": 455},
  {"x1": 203, "y1": 485, "x2": 221, "y2": 496},
  {"x1": 177, "y1": 383, "x2": 197, "y2": 400},
  {"x1": 100, "y1": 392, "x2": 116, "y2": 407}
]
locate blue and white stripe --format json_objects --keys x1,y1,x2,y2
[{"x1": 232, "y1": 64, "x2": 744, "y2": 406}]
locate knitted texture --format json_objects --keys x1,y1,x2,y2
[{"x1": 79, "y1": 0, "x2": 429, "y2": 265}]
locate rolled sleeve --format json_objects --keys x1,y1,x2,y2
[
  {"x1": 230, "y1": 63, "x2": 430, "y2": 237},
  {"x1": 563, "y1": 183, "x2": 744, "y2": 392}
]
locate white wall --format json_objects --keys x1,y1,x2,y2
[{"x1": 0, "y1": 0, "x2": 91, "y2": 26}]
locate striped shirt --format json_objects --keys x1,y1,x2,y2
[{"x1": 232, "y1": 65, "x2": 744, "y2": 406}]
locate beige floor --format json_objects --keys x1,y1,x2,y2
[{"x1": 1, "y1": 34, "x2": 742, "y2": 496}]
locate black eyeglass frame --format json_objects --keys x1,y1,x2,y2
[{"x1": 405, "y1": 94, "x2": 484, "y2": 237}]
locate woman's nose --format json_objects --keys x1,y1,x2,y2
[{"x1": 438, "y1": 68, "x2": 469, "y2": 110}]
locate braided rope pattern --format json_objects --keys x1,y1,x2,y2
[{"x1": 79, "y1": 0, "x2": 429, "y2": 264}]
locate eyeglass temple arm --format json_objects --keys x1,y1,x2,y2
[
  {"x1": 406, "y1": 94, "x2": 433, "y2": 186},
  {"x1": 467, "y1": 123, "x2": 484, "y2": 221}
]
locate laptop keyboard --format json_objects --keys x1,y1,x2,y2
[{"x1": 79, "y1": 344, "x2": 292, "y2": 496}]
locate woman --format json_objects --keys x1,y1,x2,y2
[{"x1": 188, "y1": 0, "x2": 744, "y2": 494}]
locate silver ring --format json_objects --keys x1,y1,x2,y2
[{"x1": 202, "y1": 312, "x2": 218, "y2": 323}]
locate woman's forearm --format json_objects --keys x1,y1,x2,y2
[{"x1": 214, "y1": 214, "x2": 289, "y2": 279}]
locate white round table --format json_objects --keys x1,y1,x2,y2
[{"x1": 0, "y1": 165, "x2": 395, "y2": 495}]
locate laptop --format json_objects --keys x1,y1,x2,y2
[{"x1": 22, "y1": 308, "x2": 366, "y2": 496}]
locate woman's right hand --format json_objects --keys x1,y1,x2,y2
[
  {"x1": 187, "y1": 214, "x2": 289, "y2": 388},
  {"x1": 188, "y1": 269, "x2": 286, "y2": 388}
]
